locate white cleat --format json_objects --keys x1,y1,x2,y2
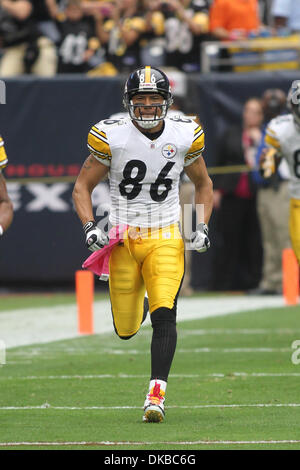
[{"x1": 143, "y1": 381, "x2": 165, "y2": 423}]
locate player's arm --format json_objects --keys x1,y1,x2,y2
[
  {"x1": 259, "y1": 147, "x2": 281, "y2": 178},
  {"x1": 184, "y1": 123, "x2": 213, "y2": 225},
  {"x1": 0, "y1": 172, "x2": 13, "y2": 236},
  {"x1": 184, "y1": 156, "x2": 213, "y2": 253},
  {"x1": 73, "y1": 154, "x2": 109, "y2": 224},
  {"x1": 72, "y1": 155, "x2": 110, "y2": 251},
  {"x1": 183, "y1": 123, "x2": 213, "y2": 252},
  {"x1": 73, "y1": 124, "x2": 113, "y2": 251},
  {"x1": 259, "y1": 125, "x2": 282, "y2": 178},
  {"x1": 184, "y1": 156, "x2": 213, "y2": 226}
]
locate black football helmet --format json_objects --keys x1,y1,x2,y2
[
  {"x1": 123, "y1": 66, "x2": 173, "y2": 129},
  {"x1": 287, "y1": 80, "x2": 300, "y2": 126}
]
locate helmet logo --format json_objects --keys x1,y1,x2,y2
[
  {"x1": 138, "y1": 66, "x2": 158, "y2": 91},
  {"x1": 162, "y1": 143, "x2": 177, "y2": 159}
]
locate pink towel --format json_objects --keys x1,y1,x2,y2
[{"x1": 82, "y1": 224, "x2": 128, "y2": 280}]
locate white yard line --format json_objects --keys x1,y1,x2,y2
[
  {"x1": 0, "y1": 439, "x2": 300, "y2": 447},
  {"x1": 95, "y1": 347, "x2": 291, "y2": 354},
  {"x1": 0, "y1": 295, "x2": 286, "y2": 349},
  {"x1": 178, "y1": 328, "x2": 300, "y2": 335},
  {"x1": 2, "y1": 372, "x2": 300, "y2": 380},
  {"x1": 0, "y1": 403, "x2": 300, "y2": 411}
]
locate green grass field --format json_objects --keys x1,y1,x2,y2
[{"x1": 0, "y1": 294, "x2": 300, "y2": 450}]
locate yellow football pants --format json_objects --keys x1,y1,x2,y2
[
  {"x1": 289, "y1": 198, "x2": 300, "y2": 264},
  {"x1": 109, "y1": 224, "x2": 185, "y2": 338}
]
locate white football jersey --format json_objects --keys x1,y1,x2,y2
[
  {"x1": 87, "y1": 116, "x2": 205, "y2": 227},
  {"x1": 265, "y1": 114, "x2": 300, "y2": 199}
]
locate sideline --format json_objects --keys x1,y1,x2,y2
[{"x1": 0, "y1": 295, "x2": 285, "y2": 349}]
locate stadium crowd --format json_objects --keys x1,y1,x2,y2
[
  {"x1": 0, "y1": 0, "x2": 299, "y2": 296},
  {"x1": 0, "y1": 0, "x2": 299, "y2": 76}
]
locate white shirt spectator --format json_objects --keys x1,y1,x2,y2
[{"x1": 272, "y1": 0, "x2": 300, "y2": 32}]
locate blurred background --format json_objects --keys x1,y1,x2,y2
[{"x1": 0, "y1": 0, "x2": 298, "y2": 295}]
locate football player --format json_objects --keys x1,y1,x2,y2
[
  {"x1": 261, "y1": 81, "x2": 300, "y2": 266},
  {"x1": 0, "y1": 135, "x2": 13, "y2": 236},
  {"x1": 72, "y1": 66, "x2": 213, "y2": 422}
]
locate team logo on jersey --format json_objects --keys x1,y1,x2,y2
[{"x1": 162, "y1": 143, "x2": 177, "y2": 159}]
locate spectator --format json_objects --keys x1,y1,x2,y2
[
  {"x1": 45, "y1": 0, "x2": 60, "y2": 18},
  {"x1": 250, "y1": 89, "x2": 290, "y2": 295},
  {"x1": 0, "y1": 0, "x2": 35, "y2": 75},
  {"x1": 213, "y1": 98, "x2": 264, "y2": 291},
  {"x1": 138, "y1": 0, "x2": 166, "y2": 67},
  {"x1": 0, "y1": 0, "x2": 57, "y2": 76},
  {"x1": 56, "y1": 0, "x2": 101, "y2": 73},
  {"x1": 35, "y1": 0, "x2": 60, "y2": 43},
  {"x1": 145, "y1": 0, "x2": 210, "y2": 72},
  {"x1": 271, "y1": 0, "x2": 300, "y2": 35},
  {"x1": 32, "y1": 0, "x2": 60, "y2": 73},
  {"x1": 210, "y1": 0, "x2": 261, "y2": 40},
  {"x1": 258, "y1": 0, "x2": 274, "y2": 26},
  {"x1": 94, "y1": 0, "x2": 149, "y2": 73},
  {"x1": 209, "y1": 0, "x2": 261, "y2": 72}
]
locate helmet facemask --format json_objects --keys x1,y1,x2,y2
[
  {"x1": 126, "y1": 93, "x2": 171, "y2": 129},
  {"x1": 291, "y1": 102, "x2": 300, "y2": 127},
  {"x1": 287, "y1": 81, "x2": 300, "y2": 127}
]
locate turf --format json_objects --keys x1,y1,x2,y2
[
  {"x1": 0, "y1": 302, "x2": 300, "y2": 450},
  {"x1": 0, "y1": 290, "x2": 231, "y2": 312},
  {"x1": 0, "y1": 292, "x2": 107, "y2": 311}
]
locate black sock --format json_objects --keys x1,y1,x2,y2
[
  {"x1": 150, "y1": 307, "x2": 177, "y2": 382},
  {"x1": 141, "y1": 296, "x2": 149, "y2": 325}
]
